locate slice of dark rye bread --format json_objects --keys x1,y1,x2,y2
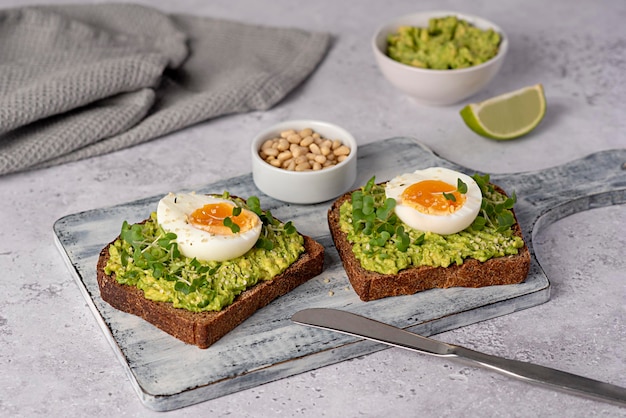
[
  {"x1": 96, "y1": 233, "x2": 324, "y2": 349},
  {"x1": 328, "y1": 184, "x2": 531, "y2": 302}
]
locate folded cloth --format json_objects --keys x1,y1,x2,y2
[{"x1": 0, "y1": 3, "x2": 330, "y2": 175}]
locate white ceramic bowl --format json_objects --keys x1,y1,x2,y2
[
  {"x1": 372, "y1": 11, "x2": 508, "y2": 106},
  {"x1": 251, "y1": 120, "x2": 358, "y2": 205}
]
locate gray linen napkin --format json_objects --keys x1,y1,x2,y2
[{"x1": 0, "y1": 3, "x2": 330, "y2": 175}]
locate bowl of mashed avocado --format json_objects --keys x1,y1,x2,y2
[{"x1": 372, "y1": 11, "x2": 508, "y2": 106}]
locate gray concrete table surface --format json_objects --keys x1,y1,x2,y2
[{"x1": 1, "y1": 0, "x2": 624, "y2": 417}]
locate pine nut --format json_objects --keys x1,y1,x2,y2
[
  {"x1": 292, "y1": 147, "x2": 305, "y2": 158},
  {"x1": 309, "y1": 143, "x2": 321, "y2": 154},
  {"x1": 277, "y1": 138, "x2": 290, "y2": 151},
  {"x1": 300, "y1": 136, "x2": 314, "y2": 147},
  {"x1": 287, "y1": 134, "x2": 302, "y2": 144},
  {"x1": 334, "y1": 145, "x2": 350, "y2": 156},
  {"x1": 281, "y1": 130, "x2": 296, "y2": 138},
  {"x1": 295, "y1": 162, "x2": 311, "y2": 171},
  {"x1": 277, "y1": 151, "x2": 292, "y2": 161},
  {"x1": 299, "y1": 128, "x2": 313, "y2": 137}
]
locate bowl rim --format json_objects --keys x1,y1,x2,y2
[
  {"x1": 372, "y1": 10, "x2": 508, "y2": 74},
  {"x1": 250, "y1": 119, "x2": 357, "y2": 177}
]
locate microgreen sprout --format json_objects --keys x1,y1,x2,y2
[
  {"x1": 442, "y1": 192, "x2": 456, "y2": 202},
  {"x1": 443, "y1": 178, "x2": 468, "y2": 202},
  {"x1": 457, "y1": 178, "x2": 468, "y2": 193},
  {"x1": 223, "y1": 207, "x2": 241, "y2": 234},
  {"x1": 470, "y1": 173, "x2": 517, "y2": 232},
  {"x1": 239, "y1": 195, "x2": 297, "y2": 250},
  {"x1": 223, "y1": 217, "x2": 240, "y2": 233},
  {"x1": 120, "y1": 220, "x2": 212, "y2": 294},
  {"x1": 350, "y1": 176, "x2": 418, "y2": 252}
]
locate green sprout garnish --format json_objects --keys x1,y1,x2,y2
[
  {"x1": 119, "y1": 220, "x2": 217, "y2": 294},
  {"x1": 443, "y1": 178, "x2": 468, "y2": 202},
  {"x1": 470, "y1": 174, "x2": 517, "y2": 232},
  {"x1": 223, "y1": 206, "x2": 242, "y2": 234},
  {"x1": 442, "y1": 192, "x2": 456, "y2": 202},
  {"x1": 223, "y1": 217, "x2": 240, "y2": 233},
  {"x1": 457, "y1": 178, "x2": 469, "y2": 194},
  {"x1": 350, "y1": 176, "x2": 420, "y2": 252},
  {"x1": 241, "y1": 195, "x2": 297, "y2": 251}
]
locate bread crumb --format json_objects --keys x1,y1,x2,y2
[
  {"x1": 323, "y1": 278, "x2": 330, "y2": 283},
  {"x1": 328, "y1": 291, "x2": 334, "y2": 297}
]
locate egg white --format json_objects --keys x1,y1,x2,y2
[
  {"x1": 385, "y1": 167, "x2": 482, "y2": 235},
  {"x1": 156, "y1": 192, "x2": 262, "y2": 262}
]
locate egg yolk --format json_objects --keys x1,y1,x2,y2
[
  {"x1": 401, "y1": 180, "x2": 465, "y2": 215},
  {"x1": 188, "y1": 203, "x2": 257, "y2": 235}
]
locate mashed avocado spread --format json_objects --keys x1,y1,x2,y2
[
  {"x1": 104, "y1": 195, "x2": 304, "y2": 312},
  {"x1": 387, "y1": 16, "x2": 501, "y2": 69},
  {"x1": 339, "y1": 176, "x2": 524, "y2": 275}
]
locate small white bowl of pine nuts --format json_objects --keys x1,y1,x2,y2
[{"x1": 251, "y1": 120, "x2": 357, "y2": 204}]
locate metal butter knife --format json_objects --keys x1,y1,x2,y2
[{"x1": 292, "y1": 308, "x2": 626, "y2": 406}]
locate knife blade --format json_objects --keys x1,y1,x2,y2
[{"x1": 292, "y1": 308, "x2": 626, "y2": 406}]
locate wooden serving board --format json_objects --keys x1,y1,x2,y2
[{"x1": 53, "y1": 137, "x2": 626, "y2": 411}]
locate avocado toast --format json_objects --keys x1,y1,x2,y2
[
  {"x1": 97, "y1": 193, "x2": 325, "y2": 348},
  {"x1": 328, "y1": 171, "x2": 530, "y2": 301}
]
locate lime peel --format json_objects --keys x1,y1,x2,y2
[{"x1": 460, "y1": 84, "x2": 546, "y2": 140}]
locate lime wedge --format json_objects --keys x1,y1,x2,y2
[{"x1": 460, "y1": 84, "x2": 546, "y2": 140}]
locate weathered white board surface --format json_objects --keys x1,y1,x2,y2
[{"x1": 53, "y1": 137, "x2": 626, "y2": 411}]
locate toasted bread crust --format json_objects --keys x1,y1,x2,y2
[
  {"x1": 97, "y1": 233, "x2": 324, "y2": 348},
  {"x1": 328, "y1": 185, "x2": 530, "y2": 302}
]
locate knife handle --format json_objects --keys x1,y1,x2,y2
[{"x1": 453, "y1": 346, "x2": 626, "y2": 405}]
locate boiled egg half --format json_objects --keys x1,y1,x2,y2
[
  {"x1": 156, "y1": 192, "x2": 262, "y2": 262},
  {"x1": 385, "y1": 167, "x2": 482, "y2": 235}
]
